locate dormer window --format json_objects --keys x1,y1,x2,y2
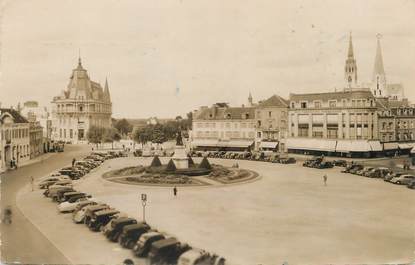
[
  {"x1": 226, "y1": 113, "x2": 231, "y2": 119},
  {"x1": 300, "y1": 102, "x2": 307, "y2": 109}
]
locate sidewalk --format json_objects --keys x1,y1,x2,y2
[{"x1": 19, "y1": 152, "x2": 56, "y2": 168}]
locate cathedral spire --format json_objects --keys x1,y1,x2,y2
[
  {"x1": 104, "y1": 77, "x2": 111, "y2": 102},
  {"x1": 371, "y1": 34, "x2": 387, "y2": 98},
  {"x1": 344, "y1": 32, "x2": 357, "y2": 89}
]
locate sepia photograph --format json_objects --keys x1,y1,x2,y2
[{"x1": 0, "y1": 0, "x2": 415, "y2": 265}]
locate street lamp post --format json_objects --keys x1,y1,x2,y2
[{"x1": 141, "y1": 193, "x2": 147, "y2": 223}]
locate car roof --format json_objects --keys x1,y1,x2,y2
[
  {"x1": 401, "y1": 174, "x2": 415, "y2": 177},
  {"x1": 64, "y1": 191, "x2": 82, "y2": 196},
  {"x1": 85, "y1": 204, "x2": 108, "y2": 211},
  {"x1": 152, "y1": 238, "x2": 179, "y2": 249},
  {"x1": 95, "y1": 209, "x2": 119, "y2": 216},
  {"x1": 114, "y1": 217, "x2": 136, "y2": 225},
  {"x1": 123, "y1": 223, "x2": 149, "y2": 232},
  {"x1": 141, "y1": 231, "x2": 162, "y2": 240}
]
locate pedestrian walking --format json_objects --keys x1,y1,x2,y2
[
  {"x1": 323, "y1": 174, "x2": 327, "y2": 186},
  {"x1": 3, "y1": 206, "x2": 12, "y2": 224},
  {"x1": 72, "y1": 158, "x2": 76, "y2": 167},
  {"x1": 173, "y1": 186, "x2": 177, "y2": 197},
  {"x1": 30, "y1": 176, "x2": 34, "y2": 191}
]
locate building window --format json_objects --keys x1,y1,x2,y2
[
  {"x1": 300, "y1": 102, "x2": 307, "y2": 109},
  {"x1": 257, "y1": 120, "x2": 261, "y2": 127},
  {"x1": 291, "y1": 102, "x2": 295, "y2": 108},
  {"x1": 257, "y1": 132, "x2": 262, "y2": 138},
  {"x1": 329, "y1": 100, "x2": 337, "y2": 108},
  {"x1": 298, "y1": 124, "x2": 309, "y2": 137},
  {"x1": 70, "y1": 129, "x2": 73, "y2": 139}
]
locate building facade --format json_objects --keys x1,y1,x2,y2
[
  {"x1": 51, "y1": 58, "x2": 112, "y2": 144},
  {"x1": 287, "y1": 90, "x2": 382, "y2": 157},
  {"x1": 0, "y1": 109, "x2": 30, "y2": 172},
  {"x1": 21, "y1": 101, "x2": 52, "y2": 152},
  {"x1": 254, "y1": 95, "x2": 289, "y2": 152},
  {"x1": 191, "y1": 103, "x2": 256, "y2": 151},
  {"x1": 29, "y1": 121, "x2": 44, "y2": 159}
]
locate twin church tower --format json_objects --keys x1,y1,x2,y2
[{"x1": 344, "y1": 33, "x2": 403, "y2": 100}]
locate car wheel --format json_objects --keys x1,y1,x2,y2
[{"x1": 396, "y1": 181, "x2": 400, "y2": 185}]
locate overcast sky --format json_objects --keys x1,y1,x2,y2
[{"x1": 1, "y1": 0, "x2": 414, "y2": 118}]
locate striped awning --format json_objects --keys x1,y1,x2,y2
[
  {"x1": 286, "y1": 138, "x2": 337, "y2": 152},
  {"x1": 259, "y1": 141, "x2": 279, "y2": 149}
]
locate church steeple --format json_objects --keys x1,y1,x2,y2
[
  {"x1": 104, "y1": 77, "x2": 111, "y2": 102},
  {"x1": 248, "y1": 92, "x2": 253, "y2": 106},
  {"x1": 344, "y1": 32, "x2": 358, "y2": 89},
  {"x1": 371, "y1": 34, "x2": 387, "y2": 98}
]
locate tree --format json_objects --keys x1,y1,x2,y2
[
  {"x1": 87, "y1": 126, "x2": 105, "y2": 148},
  {"x1": 102, "y1": 128, "x2": 121, "y2": 149},
  {"x1": 114, "y1": 118, "x2": 133, "y2": 136}
]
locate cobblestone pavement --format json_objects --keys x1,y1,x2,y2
[{"x1": 18, "y1": 156, "x2": 415, "y2": 265}]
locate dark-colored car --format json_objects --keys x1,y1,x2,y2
[
  {"x1": 133, "y1": 232, "x2": 168, "y2": 257},
  {"x1": 366, "y1": 167, "x2": 392, "y2": 178},
  {"x1": 119, "y1": 223, "x2": 151, "y2": 249},
  {"x1": 316, "y1": 161, "x2": 334, "y2": 169},
  {"x1": 279, "y1": 157, "x2": 296, "y2": 164},
  {"x1": 58, "y1": 192, "x2": 87, "y2": 203},
  {"x1": 88, "y1": 209, "x2": 120, "y2": 231},
  {"x1": 407, "y1": 179, "x2": 415, "y2": 189},
  {"x1": 148, "y1": 238, "x2": 191, "y2": 265},
  {"x1": 348, "y1": 164, "x2": 364, "y2": 174},
  {"x1": 105, "y1": 217, "x2": 138, "y2": 242},
  {"x1": 333, "y1": 160, "x2": 347, "y2": 167},
  {"x1": 58, "y1": 169, "x2": 82, "y2": 180},
  {"x1": 84, "y1": 204, "x2": 111, "y2": 226}
]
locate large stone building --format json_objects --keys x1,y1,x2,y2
[
  {"x1": 287, "y1": 90, "x2": 381, "y2": 157},
  {"x1": 191, "y1": 103, "x2": 256, "y2": 151},
  {"x1": 51, "y1": 58, "x2": 112, "y2": 143},
  {"x1": 254, "y1": 95, "x2": 289, "y2": 152},
  {"x1": 0, "y1": 108, "x2": 30, "y2": 172}
]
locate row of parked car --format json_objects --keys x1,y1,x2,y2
[
  {"x1": 190, "y1": 151, "x2": 297, "y2": 164},
  {"x1": 341, "y1": 163, "x2": 415, "y2": 189},
  {"x1": 37, "y1": 151, "x2": 226, "y2": 265}
]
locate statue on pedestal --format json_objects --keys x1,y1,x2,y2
[{"x1": 176, "y1": 128, "x2": 183, "y2": 146}]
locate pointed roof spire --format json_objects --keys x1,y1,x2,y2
[
  {"x1": 104, "y1": 77, "x2": 111, "y2": 102},
  {"x1": 76, "y1": 48, "x2": 84, "y2": 70},
  {"x1": 373, "y1": 33, "x2": 385, "y2": 75},
  {"x1": 347, "y1": 31, "x2": 354, "y2": 58}
]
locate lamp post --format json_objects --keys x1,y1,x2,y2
[{"x1": 141, "y1": 193, "x2": 147, "y2": 223}]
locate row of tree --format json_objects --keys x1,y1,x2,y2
[{"x1": 87, "y1": 126, "x2": 122, "y2": 148}]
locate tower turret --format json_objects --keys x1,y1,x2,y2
[{"x1": 371, "y1": 34, "x2": 387, "y2": 98}]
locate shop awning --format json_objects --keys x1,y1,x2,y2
[
  {"x1": 286, "y1": 138, "x2": 336, "y2": 152},
  {"x1": 368, "y1": 141, "x2": 382, "y2": 152},
  {"x1": 336, "y1": 140, "x2": 373, "y2": 153},
  {"x1": 383, "y1": 142, "x2": 399, "y2": 150},
  {"x1": 259, "y1": 141, "x2": 279, "y2": 149},
  {"x1": 398, "y1": 143, "x2": 413, "y2": 149}
]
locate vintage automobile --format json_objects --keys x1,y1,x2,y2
[
  {"x1": 133, "y1": 232, "x2": 169, "y2": 257},
  {"x1": 356, "y1": 167, "x2": 374, "y2": 176},
  {"x1": 105, "y1": 217, "x2": 138, "y2": 242},
  {"x1": 38, "y1": 176, "x2": 71, "y2": 189},
  {"x1": 118, "y1": 222, "x2": 151, "y2": 249},
  {"x1": 348, "y1": 164, "x2": 364, "y2": 174},
  {"x1": 407, "y1": 179, "x2": 415, "y2": 189},
  {"x1": 44, "y1": 185, "x2": 74, "y2": 199},
  {"x1": 365, "y1": 167, "x2": 392, "y2": 178},
  {"x1": 148, "y1": 238, "x2": 191, "y2": 265},
  {"x1": 177, "y1": 249, "x2": 226, "y2": 265},
  {"x1": 58, "y1": 169, "x2": 82, "y2": 180},
  {"x1": 384, "y1": 172, "x2": 404, "y2": 182},
  {"x1": 57, "y1": 197, "x2": 95, "y2": 213},
  {"x1": 332, "y1": 160, "x2": 347, "y2": 167},
  {"x1": 79, "y1": 203, "x2": 110, "y2": 225},
  {"x1": 316, "y1": 161, "x2": 334, "y2": 169},
  {"x1": 88, "y1": 209, "x2": 120, "y2": 231},
  {"x1": 279, "y1": 157, "x2": 296, "y2": 164},
  {"x1": 390, "y1": 174, "x2": 415, "y2": 185},
  {"x1": 57, "y1": 191, "x2": 88, "y2": 203}
]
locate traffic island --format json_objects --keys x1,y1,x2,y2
[{"x1": 102, "y1": 155, "x2": 260, "y2": 186}]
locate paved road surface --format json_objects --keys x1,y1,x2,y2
[{"x1": 1, "y1": 144, "x2": 90, "y2": 264}]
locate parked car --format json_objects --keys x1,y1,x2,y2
[
  {"x1": 58, "y1": 169, "x2": 82, "y2": 180},
  {"x1": 390, "y1": 174, "x2": 415, "y2": 185},
  {"x1": 83, "y1": 204, "x2": 111, "y2": 225},
  {"x1": 279, "y1": 157, "x2": 296, "y2": 164},
  {"x1": 133, "y1": 232, "x2": 169, "y2": 257},
  {"x1": 332, "y1": 160, "x2": 347, "y2": 167},
  {"x1": 104, "y1": 217, "x2": 138, "y2": 242},
  {"x1": 348, "y1": 164, "x2": 364, "y2": 174},
  {"x1": 44, "y1": 185, "x2": 74, "y2": 199},
  {"x1": 407, "y1": 179, "x2": 415, "y2": 189},
  {"x1": 356, "y1": 166, "x2": 374, "y2": 176},
  {"x1": 58, "y1": 191, "x2": 87, "y2": 203},
  {"x1": 72, "y1": 203, "x2": 107, "y2": 224},
  {"x1": 365, "y1": 167, "x2": 392, "y2": 178},
  {"x1": 57, "y1": 197, "x2": 94, "y2": 213},
  {"x1": 177, "y1": 249, "x2": 226, "y2": 265},
  {"x1": 384, "y1": 172, "x2": 404, "y2": 182},
  {"x1": 38, "y1": 176, "x2": 71, "y2": 189},
  {"x1": 88, "y1": 209, "x2": 120, "y2": 232},
  {"x1": 316, "y1": 161, "x2": 333, "y2": 169},
  {"x1": 119, "y1": 223, "x2": 151, "y2": 249},
  {"x1": 148, "y1": 238, "x2": 191, "y2": 265}
]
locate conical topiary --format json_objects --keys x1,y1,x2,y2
[
  {"x1": 188, "y1": 155, "x2": 195, "y2": 166},
  {"x1": 166, "y1": 159, "x2": 177, "y2": 171},
  {"x1": 150, "y1": 155, "x2": 162, "y2": 167},
  {"x1": 198, "y1": 156, "x2": 212, "y2": 170}
]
